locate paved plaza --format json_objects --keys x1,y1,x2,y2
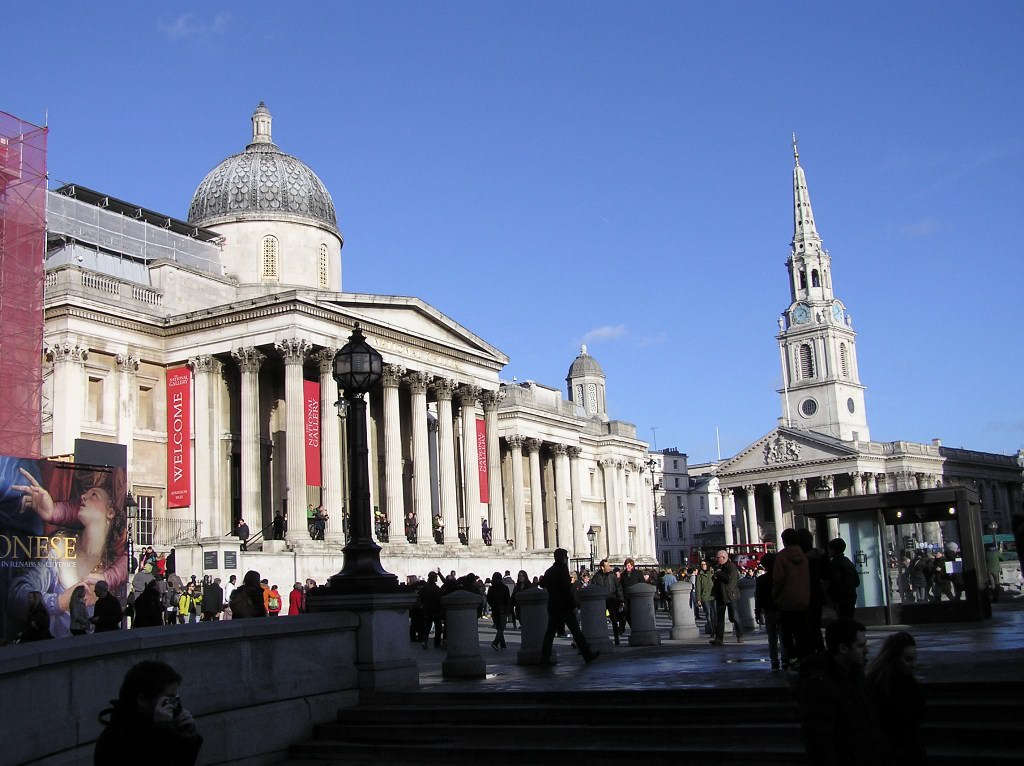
[{"x1": 414, "y1": 595, "x2": 1024, "y2": 693}]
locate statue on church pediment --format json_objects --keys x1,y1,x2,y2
[{"x1": 763, "y1": 433, "x2": 801, "y2": 465}]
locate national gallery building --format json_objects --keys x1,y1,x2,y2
[{"x1": 40, "y1": 104, "x2": 653, "y2": 585}]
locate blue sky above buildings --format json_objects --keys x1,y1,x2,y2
[{"x1": 6, "y1": 1, "x2": 1022, "y2": 461}]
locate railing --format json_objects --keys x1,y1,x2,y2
[
  {"x1": 155, "y1": 517, "x2": 202, "y2": 546},
  {"x1": 81, "y1": 271, "x2": 119, "y2": 295}
]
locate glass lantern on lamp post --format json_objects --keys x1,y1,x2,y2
[
  {"x1": 586, "y1": 525, "x2": 597, "y2": 571},
  {"x1": 327, "y1": 324, "x2": 398, "y2": 592}
]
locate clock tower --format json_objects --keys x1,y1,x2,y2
[{"x1": 777, "y1": 138, "x2": 869, "y2": 442}]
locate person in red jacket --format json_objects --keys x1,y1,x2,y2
[{"x1": 288, "y1": 582, "x2": 305, "y2": 615}]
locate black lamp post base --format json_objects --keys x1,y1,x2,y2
[{"x1": 326, "y1": 539, "x2": 400, "y2": 593}]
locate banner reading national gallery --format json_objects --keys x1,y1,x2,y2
[{"x1": 0, "y1": 455, "x2": 128, "y2": 642}]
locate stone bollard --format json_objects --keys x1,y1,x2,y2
[
  {"x1": 515, "y1": 587, "x2": 550, "y2": 665},
  {"x1": 441, "y1": 589, "x2": 486, "y2": 679},
  {"x1": 736, "y1": 576, "x2": 757, "y2": 632},
  {"x1": 625, "y1": 583, "x2": 661, "y2": 646},
  {"x1": 579, "y1": 585, "x2": 613, "y2": 651},
  {"x1": 669, "y1": 580, "x2": 699, "y2": 640}
]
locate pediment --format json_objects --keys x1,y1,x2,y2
[
  {"x1": 717, "y1": 427, "x2": 860, "y2": 477},
  {"x1": 320, "y1": 292, "x2": 509, "y2": 369}
]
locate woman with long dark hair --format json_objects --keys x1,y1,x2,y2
[{"x1": 866, "y1": 631, "x2": 927, "y2": 764}]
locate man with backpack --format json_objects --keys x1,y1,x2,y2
[
  {"x1": 264, "y1": 584, "x2": 283, "y2": 617},
  {"x1": 827, "y1": 537, "x2": 861, "y2": 620}
]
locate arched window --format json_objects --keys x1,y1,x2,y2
[
  {"x1": 811, "y1": 269, "x2": 820, "y2": 287},
  {"x1": 318, "y1": 243, "x2": 329, "y2": 288},
  {"x1": 840, "y1": 343, "x2": 849, "y2": 378},
  {"x1": 799, "y1": 343, "x2": 815, "y2": 378},
  {"x1": 261, "y1": 236, "x2": 279, "y2": 279},
  {"x1": 799, "y1": 270, "x2": 807, "y2": 290}
]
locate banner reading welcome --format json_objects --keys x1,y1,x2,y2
[{"x1": 166, "y1": 366, "x2": 191, "y2": 508}]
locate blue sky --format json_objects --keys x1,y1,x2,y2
[{"x1": 6, "y1": 2, "x2": 1022, "y2": 462}]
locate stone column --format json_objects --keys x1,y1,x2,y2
[
  {"x1": 721, "y1": 488, "x2": 736, "y2": 546},
  {"x1": 506, "y1": 435, "x2": 527, "y2": 550},
  {"x1": 866, "y1": 473, "x2": 878, "y2": 494},
  {"x1": 277, "y1": 339, "x2": 310, "y2": 543},
  {"x1": 315, "y1": 349, "x2": 344, "y2": 542},
  {"x1": 851, "y1": 471, "x2": 863, "y2": 496},
  {"x1": 821, "y1": 474, "x2": 839, "y2": 540},
  {"x1": 567, "y1": 446, "x2": 585, "y2": 557},
  {"x1": 480, "y1": 391, "x2": 505, "y2": 546},
  {"x1": 115, "y1": 354, "x2": 138, "y2": 471},
  {"x1": 616, "y1": 461, "x2": 630, "y2": 554},
  {"x1": 525, "y1": 438, "x2": 544, "y2": 549},
  {"x1": 743, "y1": 484, "x2": 759, "y2": 545},
  {"x1": 47, "y1": 342, "x2": 87, "y2": 455},
  {"x1": 407, "y1": 372, "x2": 433, "y2": 546},
  {"x1": 551, "y1": 443, "x2": 573, "y2": 552},
  {"x1": 603, "y1": 459, "x2": 622, "y2": 557},
  {"x1": 431, "y1": 378, "x2": 459, "y2": 543},
  {"x1": 797, "y1": 478, "x2": 809, "y2": 501},
  {"x1": 381, "y1": 364, "x2": 407, "y2": 537},
  {"x1": 457, "y1": 385, "x2": 481, "y2": 543},
  {"x1": 769, "y1": 481, "x2": 784, "y2": 549},
  {"x1": 232, "y1": 347, "x2": 265, "y2": 529},
  {"x1": 189, "y1": 355, "x2": 223, "y2": 533}
]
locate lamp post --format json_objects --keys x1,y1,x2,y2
[
  {"x1": 126, "y1": 491, "x2": 138, "y2": 573},
  {"x1": 328, "y1": 324, "x2": 398, "y2": 592},
  {"x1": 587, "y1": 525, "x2": 597, "y2": 571},
  {"x1": 643, "y1": 455, "x2": 660, "y2": 563}
]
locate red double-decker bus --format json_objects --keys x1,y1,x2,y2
[{"x1": 688, "y1": 542, "x2": 776, "y2": 570}]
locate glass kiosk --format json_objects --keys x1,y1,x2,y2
[{"x1": 794, "y1": 486, "x2": 988, "y2": 624}]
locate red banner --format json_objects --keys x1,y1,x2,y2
[
  {"x1": 304, "y1": 380, "x2": 322, "y2": 486},
  {"x1": 476, "y1": 417, "x2": 489, "y2": 503},
  {"x1": 166, "y1": 367, "x2": 191, "y2": 508}
]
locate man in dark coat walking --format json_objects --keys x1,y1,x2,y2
[
  {"x1": 540, "y1": 548, "x2": 599, "y2": 665},
  {"x1": 710, "y1": 550, "x2": 743, "y2": 645}
]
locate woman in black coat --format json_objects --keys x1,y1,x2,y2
[
  {"x1": 486, "y1": 571, "x2": 512, "y2": 650},
  {"x1": 866, "y1": 631, "x2": 927, "y2": 765}
]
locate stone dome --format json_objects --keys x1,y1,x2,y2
[
  {"x1": 188, "y1": 103, "x2": 339, "y2": 235},
  {"x1": 567, "y1": 344, "x2": 605, "y2": 380}
]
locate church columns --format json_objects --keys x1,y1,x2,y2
[
  {"x1": 277, "y1": 339, "x2": 310, "y2": 543},
  {"x1": 506, "y1": 435, "x2": 527, "y2": 550},
  {"x1": 525, "y1": 438, "x2": 544, "y2": 548},
  {"x1": 769, "y1": 481, "x2": 784, "y2": 549},
  {"x1": 602, "y1": 459, "x2": 622, "y2": 557},
  {"x1": 796, "y1": 478, "x2": 808, "y2": 502},
  {"x1": 315, "y1": 349, "x2": 344, "y2": 542},
  {"x1": 432, "y1": 378, "x2": 459, "y2": 544},
  {"x1": 115, "y1": 354, "x2": 138, "y2": 472},
  {"x1": 866, "y1": 472, "x2": 878, "y2": 494},
  {"x1": 851, "y1": 471, "x2": 863, "y2": 496},
  {"x1": 47, "y1": 342, "x2": 87, "y2": 455},
  {"x1": 567, "y1": 446, "x2": 584, "y2": 557},
  {"x1": 552, "y1": 443, "x2": 573, "y2": 552},
  {"x1": 721, "y1": 488, "x2": 736, "y2": 546},
  {"x1": 189, "y1": 355, "x2": 223, "y2": 533},
  {"x1": 232, "y1": 347, "x2": 265, "y2": 528},
  {"x1": 743, "y1": 484, "x2": 759, "y2": 545},
  {"x1": 481, "y1": 391, "x2": 505, "y2": 546},
  {"x1": 408, "y1": 372, "x2": 433, "y2": 546},
  {"x1": 381, "y1": 364, "x2": 407, "y2": 536},
  {"x1": 457, "y1": 385, "x2": 481, "y2": 543},
  {"x1": 820, "y1": 474, "x2": 839, "y2": 539}
]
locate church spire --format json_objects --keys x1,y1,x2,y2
[{"x1": 791, "y1": 134, "x2": 820, "y2": 251}]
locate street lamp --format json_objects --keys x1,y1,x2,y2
[
  {"x1": 586, "y1": 525, "x2": 597, "y2": 571},
  {"x1": 125, "y1": 491, "x2": 139, "y2": 573},
  {"x1": 328, "y1": 324, "x2": 398, "y2": 592}
]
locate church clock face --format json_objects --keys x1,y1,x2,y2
[
  {"x1": 793, "y1": 303, "x2": 811, "y2": 324},
  {"x1": 832, "y1": 303, "x2": 844, "y2": 323}
]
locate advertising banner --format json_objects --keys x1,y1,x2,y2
[
  {"x1": 476, "y1": 417, "x2": 489, "y2": 503},
  {"x1": 166, "y1": 367, "x2": 192, "y2": 508},
  {"x1": 304, "y1": 380, "x2": 322, "y2": 486},
  {"x1": 0, "y1": 456, "x2": 128, "y2": 641}
]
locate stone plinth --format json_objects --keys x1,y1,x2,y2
[
  {"x1": 579, "y1": 585, "x2": 613, "y2": 650},
  {"x1": 670, "y1": 580, "x2": 699, "y2": 639},
  {"x1": 441, "y1": 589, "x2": 486, "y2": 679},
  {"x1": 625, "y1": 583, "x2": 661, "y2": 646},
  {"x1": 515, "y1": 587, "x2": 549, "y2": 665},
  {"x1": 736, "y1": 577, "x2": 757, "y2": 632}
]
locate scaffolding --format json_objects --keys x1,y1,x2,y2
[{"x1": 0, "y1": 111, "x2": 47, "y2": 457}]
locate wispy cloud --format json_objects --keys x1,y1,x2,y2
[
  {"x1": 581, "y1": 324, "x2": 628, "y2": 345},
  {"x1": 899, "y1": 217, "x2": 945, "y2": 238},
  {"x1": 637, "y1": 332, "x2": 667, "y2": 347},
  {"x1": 160, "y1": 11, "x2": 232, "y2": 41}
]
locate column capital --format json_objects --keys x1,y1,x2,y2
[
  {"x1": 275, "y1": 338, "x2": 310, "y2": 364},
  {"x1": 232, "y1": 346, "x2": 266, "y2": 373},
  {"x1": 314, "y1": 347, "x2": 337, "y2": 373},
  {"x1": 524, "y1": 437, "x2": 542, "y2": 454},
  {"x1": 851, "y1": 471, "x2": 861, "y2": 480},
  {"x1": 381, "y1": 363, "x2": 406, "y2": 388},
  {"x1": 480, "y1": 389, "x2": 504, "y2": 411},
  {"x1": 600, "y1": 457, "x2": 617, "y2": 468},
  {"x1": 743, "y1": 484, "x2": 757, "y2": 494},
  {"x1": 506, "y1": 434, "x2": 525, "y2": 450},
  {"x1": 406, "y1": 370, "x2": 432, "y2": 394},
  {"x1": 188, "y1": 354, "x2": 222, "y2": 376},
  {"x1": 720, "y1": 486, "x2": 734, "y2": 498},
  {"x1": 430, "y1": 377, "x2": 457, "y2": 400},
  {"x1": 820, "y1": 475, "x2": 834, "y2": 492},
  {"x1": 549, "y1": 442, "x2": 568, "y2": 456},
  {"x1": 566, "y1": 445, "x2": 582, "y2": 460},
  {"x1": 768, "y1": 481, "x2": 781, "y2": 491},
  {"x1": 456, "y1": 384, "x2": 481, "y2": 406},
  {"x1": 115, "y1": 353, "x2": 139, "y2": 373},
  {"x1": 46, "y1": 342, "x2": 87, "y2": 364},
  {"x1": 797, "y1": 478, "x2": 808, "y2": 489}
]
